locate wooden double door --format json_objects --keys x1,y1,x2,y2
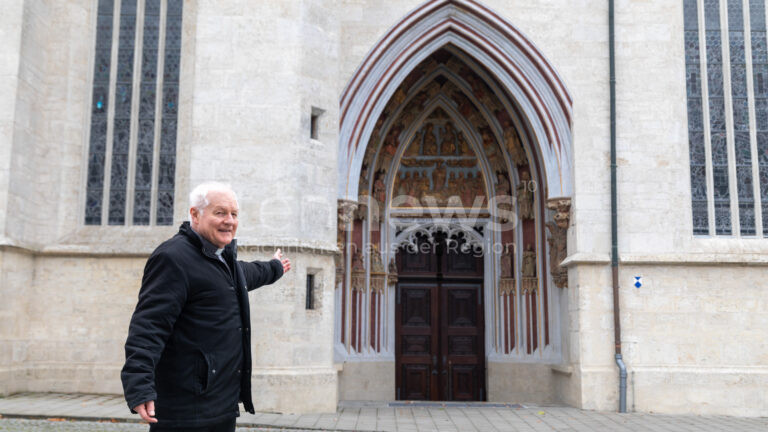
[{"x1": 395, "y1": 234, "x2": 485, "y2": 401}]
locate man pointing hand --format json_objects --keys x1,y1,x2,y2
[{"x1": 122, "y1": 182, "x2": 290, "y2": 431}]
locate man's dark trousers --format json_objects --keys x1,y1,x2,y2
[{"x1": 149, "y1": 417, "x2": 236, "y2": 432}]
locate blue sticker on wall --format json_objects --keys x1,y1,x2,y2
[{"x1": 634, "y1": 276, "x2": 642, "y2": 289}]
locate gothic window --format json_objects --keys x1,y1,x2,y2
[
  {"x1": 85, "y1": 0, "x2": 183, "y2": 226},
  {"x1": 684, "y1": 0, "x2": 768, "y2": 237}
]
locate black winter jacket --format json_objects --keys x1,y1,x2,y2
[{"x1": 121, "y1": 222, "x2": 283, "y2": 428}]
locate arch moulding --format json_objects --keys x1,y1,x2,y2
[{"x1": 338, "y1": 0, "x2": 573, "y2": 202}]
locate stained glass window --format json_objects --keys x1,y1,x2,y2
[
  {"x1": 133, "y1": 0, "x2": 160, "y2": 225},
  {"x1": 157, "y1": 0, "x2": 183, "y2": 225},
  {"x1": 85, "y1": 0, "x2": 114, "y2": 225},
  {"x1": 685, "y1": 0, "x2": 768, "y2": 237},
  {"x1": 728, "y1": 0, "x2": 755, "y2": 235},
  {"x1": 705, "y1": 0, "x2": 733, "y2": 235},
  {"x1": 85, "y1": 0, "x2": 182, "y2": 227},
  {"x1": 752, "y1": 0, "x2": 768, "y2": 235},
  {"x1": 684, "y1": 0, "x2": 710, "y2": 235}
]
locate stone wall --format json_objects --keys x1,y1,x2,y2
[{"x1": 338, "y1": 361, "x2": 394, "y2": 401}]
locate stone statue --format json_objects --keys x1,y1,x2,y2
[
  {"x1": 370, "y1": 245, "x2": 385, "y2": 273},
  {"x1": 457, "y1": 133, "x2": 471, "y2": 156},
  {"x1": 373, "y1": 170, "x2": 386, "y2": 206},
  {"x1": 423, "y1": 124, "x2": 437, "y2": 155},
  {"x1": 522, "y1": 244, "x2": 536, "y2": 278},
  {"x1": 495, "y1": 171, "x2": 510, "y2": 197},
  {"x1": 546, "y1": 221, "x2": 568, "y2": 288},
  {"x1": 546, "y1": 198, "x2": 571, "y2": 288},
  {"x1": 431, "y1": 161, "x2": 446, "y2": 192},
  {"x1": 387, "y1": 258, "x2": 399, "y2": 285},
  {"x1": 516, "y1": 171, "x2": 534, "y2": 220},
  {"x1": 351, "y1": 249, "x2": 365, "y2": 272},
  {"x1": 441, "y1": 123, "x2": 457, "y2": 155},
  {"x1": 500, "y1": 245, "x2": 513, "y2": 278},
  {"x1": 506, "y1": 128, "x2": 527, "y2": 167}
]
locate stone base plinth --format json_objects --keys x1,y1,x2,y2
[{"x1": 251, "y1": 367, "x2": 338, "y2": 414}]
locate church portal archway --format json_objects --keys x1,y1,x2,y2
[{"x1": 335, "y1": 0, "x2": 573, "y2": 403}]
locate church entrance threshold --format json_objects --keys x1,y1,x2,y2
[{"x1": 395, "y1": 232, "x2": 485, "y2": 401}]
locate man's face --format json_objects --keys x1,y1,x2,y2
[{"x1": 190, "y1": 190, "x2": 239, "y2": 248}]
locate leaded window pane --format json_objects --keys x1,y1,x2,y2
[
  {"x1": 728, "y1": 0, "x2": 755, "y2": 235},
  {"x1": 732, "y1": 98, "x2": 750, "y2": 130},
  {"x1": 86, "y1": 0, "x2": 182, "y2": 227},
  {"x1": 160, "y1": 118, "x2": 177, "y2": 154},
  {"x1": 752, "y1": 0, "x2": 768, "y2": 235},
  {"x1": 693, "y1": 200, "x2": 710, "y2": 235},
  {"x1": 715, "y1": 202, "x2": 732, "y2": 235},
  {"x1": 709, "y1": 97, "x2": 727, "y2": 131},
  {"x1": 739, "y1": 203, "x2": 756, "y2": 235},
  {"x1": 87, "y1": 152, "x2": 106, "y2": 191},
  {"x1": 691, "y1": 166, "x2": 708, "y2": 200},
  {"x1": 156, "y1": 0, "x2": 183, "y2": 226},
  {"x1": 156, "y1": 191, "x2": 174, "y2": 226},
  {"x1": 711, "y1": 132, "x2": 728, "y2": 164},
  {"x1": 687, "y1": 98, "x2": 704, "y2": 131},
  {"x1": 85, "y1": 0, "x2": 113, "y2": 225},
  {"x1": 108, "y1": 0, "x2": 137, "y2": 225},
  {"x1": 162, "y1": 84, "x2": 178, "y2": 116},
  {"x1": 690, "y1": 132, "x2": 707, "y2": 165},
  {"x1": 685, "y1": 0, "x2": 710, "y2": 235},
  {"x1": 133, "y1": 2, "x2": 161, "y2": 226}
]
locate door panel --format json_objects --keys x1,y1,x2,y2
[
  {"x1": 440, "y1": 282, "x2": 484, "y2": 401},
  {"x1": 396, "y1": 282, "x2": 438, "y2": 400},
  {"x1": 396, "y1": 234, "x2": 485, "y2": 401}
]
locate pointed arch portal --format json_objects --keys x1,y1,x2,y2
[
  {"x1": 339, "y1": 0, "x2": 573, "y2": 201},
  {"x1": 335, "y1": 0, "x2": 574, "y2": 403}
]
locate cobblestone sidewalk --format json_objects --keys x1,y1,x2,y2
[{"x1": 1, "y1": 393, "x2": 767, "y2": 432}]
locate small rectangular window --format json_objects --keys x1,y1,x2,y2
[
  {"x1": 306, "y1": 273, "x2": 315, "y2": 310},
  {"x1": 310, "y1": 107, "x2": 324, "y2": 140}
]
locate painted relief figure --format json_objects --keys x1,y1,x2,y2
[
  {"x1": 392, "y1": 114, "x2": 488, "y2": 209},
  {"x1": 517, "y1": 171, "x2": 534, "y2": 220}
]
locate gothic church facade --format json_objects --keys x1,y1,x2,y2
[{"x1": 0, "y1": 0, "x2": 766, "y2": 417}]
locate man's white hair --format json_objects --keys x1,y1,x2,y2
[{"x1": 189, "y1": 182, "x2": 238, "y2": 214}]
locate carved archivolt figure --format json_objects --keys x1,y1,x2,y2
[
  {"x1": 351, "y1": 249, "x2": 365, "y2": 272},
  {"x1": 506, "y1": 128, "x2": 527, "y2": 167},
  {"x1": 500, "y1": 245, "x2": 513, "y2": 278},
  {"x1": 431, "y1": 162, "x2": 446, "y2": 192},
  {"x1": 522, "y1": 244, "x2": 536, "y2": 278},
  {"x1": 516, "y1": 171, "x2": 534, "y2": 220},
  {"x1": 370, "y1": 245, "x2": 385, "y2": 273},
  {"x1": 373, "y1": 170, "x2": 386, "y2": 206},
  {"x1": 495, "y1": 171, "x2": 510, "y2": 197},
  {"x1": 457, "y1": 133, "x2": 471, "y2": 156},
  {"x1": 423, "y1": 124, "x2": 437, "y2": 155},
  {"x1": 546, "y1": 221, "x2": 568, "y2": 288},
  {"x1": 441, "y1": 123, "x2": 457, "y2": 155}
]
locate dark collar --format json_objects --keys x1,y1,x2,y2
[{"x1": 178, "y1": 221, "x2": 237, "y2": 259}]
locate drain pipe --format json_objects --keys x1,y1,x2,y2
[{"x1": 609, "y1": 0, "x2": 628, "y2": 414}]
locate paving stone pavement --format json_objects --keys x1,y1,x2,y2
[
  {"x1": 0, "y1": 419, "x2": 309, "y2": 432},
  {"x1": 0, "y1": 393, "x2": 767, "y2": 432}
]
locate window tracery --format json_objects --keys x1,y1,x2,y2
[
  {"x1": 85, "y1": 0, "x2": 183, "y2": 226},
  {"x1": 684, "y1": 0, "x2": 768, "y2": 236}
]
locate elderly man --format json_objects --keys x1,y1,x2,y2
[{"x1": 121, "y1": 182, "x2": 291, "y2": 432}]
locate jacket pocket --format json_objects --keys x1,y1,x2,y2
[{"x1": 194, "y1": 349, "x2": 213, "y2": 395}]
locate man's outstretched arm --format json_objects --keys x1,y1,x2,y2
[{"x1": 241, "y1": 249, "x2": 291, "y2": 291}]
